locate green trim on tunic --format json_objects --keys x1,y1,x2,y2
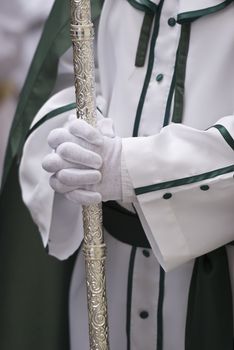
[
  {"x1": 126, "y1": 247, "x2": 137, "y2": 350},
  {"x1": 133, "y1": 0, "x2": 164, "y2": 137},
  {"x1": 211, "y1": 124, "x2": 234, "y2": 151},
  {"x1": 127, "y1": 0, "x2": 157, "y2": 13},
  {"x1": 177, "y1": 0, "x2": 234, "y2": 23},
  {"x1": 26, "y1": 103, "x2": 76, "y2": 139},
  {"x1": 135, "y1": 12, "x2": 155, "y2": 67},
  {"x1": 162, "y1": 71, "x2": 176, "y2": 127},
  {"x1": 156, "y1": 267, "x2": 165, "y2": 350},
  {"x1": 135, "y1": 164, "x2": 234, "y2": 195},
  {"x1": 171, "y1": 23, "x2": 191, "y2": 124}
]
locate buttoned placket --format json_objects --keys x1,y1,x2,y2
[
  {"x1": 137, "y1": 0, "x2": 181, "y2": 138},
  {"x1": 129, "y1": 1, "x2": 181, "y2": 349},
  {"x1": 130, "y1": 247, "x2": 160, "y2": 350}
]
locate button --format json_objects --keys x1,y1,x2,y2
[
  {"x1": 139, "y1": 311, "x2": 149, "y2": 319},
  {"x1": 163, "y1": 193, "x2": 172, "y2": 200},
  {"x1": 142, "y1": 249, "x2": 150, "y2": 258},
  {"x1": 168, "y1": 17, "x2": 176, "y2": 27},
  {"x1": 156, "y1": 74, "x2": 164, "y2": 82},
  {"x1": 200, "y1": 185, "x2": 209, "y2": 191}
]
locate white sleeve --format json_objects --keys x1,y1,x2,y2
[
  {"x1": 19, "y1": 87, "x2": 84, "y2": 260},
  {"x1": 122, "y1": 115, "x2": 234, "y2": 271}
]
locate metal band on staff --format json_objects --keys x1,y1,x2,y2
[{"x1": 70, "y1": 1, "x2": 110, "y2": 349}]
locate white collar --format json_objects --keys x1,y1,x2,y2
[{"x1": 177, "y1": 0, "x2": 232, "y2": 22}]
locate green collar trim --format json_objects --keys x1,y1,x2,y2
[
  {"x1": 177, "y1": 0, "x2": 233, "y2": 23},
  {"x1": 127, "y1": 0, "x2": 157, "y2": 13},
  {"x1": 133, "y1": 0, "x2": 164, "y2": 136},
  {"x1": 135, "y1": 164, "x2": 234, "y2": 195}
]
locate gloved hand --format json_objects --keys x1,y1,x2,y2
[{"x1": 42, "y1": 113, "x2": 122, "y2": 205}]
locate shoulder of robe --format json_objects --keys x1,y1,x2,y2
[
  {"x1": 177, "y1": 0, "x2": 234, "y2": 23},
  {"x1": 31, "y1": 86, "x2": 76, "y2": 127}
]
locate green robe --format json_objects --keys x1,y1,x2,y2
[{"x1": 0, "y1": 160, "x2": 76, "y2": 349}]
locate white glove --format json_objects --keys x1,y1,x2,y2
[{"x1": 42, "y1": 113, "x2": 122, "y2": 205}]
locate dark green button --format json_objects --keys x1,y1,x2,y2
[
  {"x1": 163, "y1": 193, "x2": 172, "y2": 200},
  {"x1": 156, "y1": 74, "x2": 164, "y2": 82},
  {"x1": 200, "y1": 185, "x2": 209, "y2": 191},
  {"x1": 168, "y1": 17, "x2": 176, "y2": 27},
  {"x1": 142, "y1": 249, "x2": 150, "y2": 258},
  {"x1": 140, "y1": 311, "x2": 149, "y2": 319}
]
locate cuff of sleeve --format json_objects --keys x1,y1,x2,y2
[
  {"x1": 47, "y1": 193, "x2": 84, "y2": 260},
  {"x1": 134, "y1": 193, "x2": 192, "y2": 271},
  {"x1": 121, "y1": 149, "x2": 136, "y2": 203},
  {"x1": 134, "y1": 172, "x2": 234, "y2": 271}
]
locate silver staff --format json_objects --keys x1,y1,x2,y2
[{"x1": 70, "y1": 1, "x2": 110, "y2": 349}]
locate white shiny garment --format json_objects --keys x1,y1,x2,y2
[{"x1": 20, "y1": 0, "x2": 234, "y2": 349}]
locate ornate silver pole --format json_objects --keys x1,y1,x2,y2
[{"x1": 70, "y1": 1, "x2": 110, "y2": 349}]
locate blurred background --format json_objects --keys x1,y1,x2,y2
[{"x1": 0, "y1": 0, "x2": 54, "y2": 181}]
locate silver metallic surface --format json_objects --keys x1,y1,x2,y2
[{"x1": 70, "y1": 1, "x2": 110, "y2": 349}]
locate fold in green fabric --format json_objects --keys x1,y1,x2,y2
[
  {"x1": 186, "y1": 247, "x2": 233, "y2": 350},
  {"x1": 0, "y1": 158, "x2": 76, "y2": 350},
  {"x1": 1, "y1": 0, "x2": 103, "y2": 190}
]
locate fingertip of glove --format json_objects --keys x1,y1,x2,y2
[
  {"x1": 93, "y1": 153, "x2": 103, "y2": 169},
  {"x1": 49, "y1": 174, "x2": 57, "y2": 190},
  {"x1": 65, "y1": 190, "x2": 102, "y2": 205},
  {"x1": 42, "y1": 153, "x2": 57, "y2": 172},
  {"x1": 69, "y1": 119, "x2": 103, "y2": 146},
  {"x1": 97, "y1": 118, "x2": 115, "y2": 138},
  {"x1": 47, "y1": 128, "x2": 70, "y2": 149}
]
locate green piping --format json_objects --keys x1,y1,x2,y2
[
  {"x1": 26, "y1": 103, "x2": 76, "y2": 140},
  {"x1": 171, "y1": 23, "x2": 191, "y2": 123},
  {"x1": 127, "y1": 0, "x2": 157, "y2": 13},
  {"x1": 177, "y1": 0, "x2": 233, "y2": 23},
  {"x1": 162, "y1": 71, "x2": 176, "y2": 127},
  {"x1": 135, "y1": 12, "x2": 154, "y2": 67},
  {"x1": 135, "y1": 164, "x2": 234, "y2": 195},
  {"x1": 133, "y1": 0, "x2": 164, "y2": 137},
  {"x1": 156, "y1": 267, "x2": 165, "y2": 350},
  {"x1": 211, "y1": 125, "x2": 234, "y2": 151},
  {"x1": 126, "y1": 247, "x2": 137, "y2": 350}
]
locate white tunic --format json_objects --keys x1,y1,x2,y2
[{"x1": 19, "y1": 1, "x2": 234, "y2": 349}]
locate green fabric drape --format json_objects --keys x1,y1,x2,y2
[
  {"x1": 0, "y1": 161, "x2": 76, "y2": 349},
  {"x1": 186, "y1": 248, "x2": 233, "y2": 350}
]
